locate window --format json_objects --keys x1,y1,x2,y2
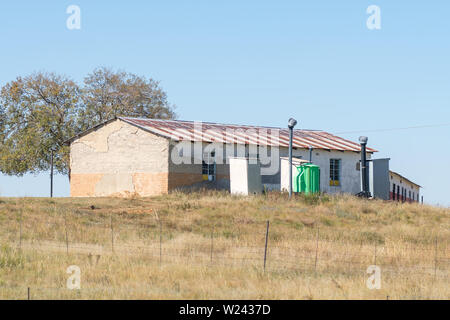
[
  {"x1": 202, "y1": 152, "x2": 216, "y2": 181},
  {"x1": 329, "y1": 159, "x2": 341, "y2": 186},
  {"x1": 397, "y1": 185, "x2": 400, "y2": 202}
]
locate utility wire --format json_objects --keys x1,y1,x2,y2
[{"x1": 334, "y1": 123, "x2": 450, "y2": 134}]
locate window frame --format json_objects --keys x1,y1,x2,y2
[
  {"x1": 329, "y1": 158, "x2": 341, "y2": 187},
  {"x1": 202, "y1": 151, "x2": 216, "y2": 181}
]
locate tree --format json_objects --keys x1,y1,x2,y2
[
  {"x1": 78, "y1": 67, "x2": 175, "y2": 130},
  {"x1": 0, "y1": 101, "x2": 6, "y2": 168},
  {"x1": 0, "y1": 99, "x2": 5, "y2": 143},
  {"x1": 0, "y1": 68, "x2": 176, "y2": 177},
  {"x1": 0, "y1": 72, "x2": 81, "y2": 175}
]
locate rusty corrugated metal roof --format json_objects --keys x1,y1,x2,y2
[{"x1": 119, "y1": 117, "x2": 377, "y2": 153}]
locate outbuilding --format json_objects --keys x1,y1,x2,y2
[
  {"x1": 66, "y1": 117, "x2": 377, "y2": 197},
  {"x1": 389, "y1": 171, "x2": 421, "y2": 203}
]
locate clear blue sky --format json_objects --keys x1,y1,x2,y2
[{"x1": 0, "y1": 1, "x2": 449, "y2": 206}]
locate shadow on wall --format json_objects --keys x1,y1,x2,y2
[
  {"x1": 171, "y1": 180, "x2": 284, "y2": 195},
  {"x1": 171, "y1": 178, "x2": 230, "y2": 193}
]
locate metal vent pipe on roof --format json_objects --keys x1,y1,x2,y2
[
  {"x1": 359, "y1": 136, "x2": 371, "y2": 198},
  {"x1": 288, "y1": 118, "x2": 298, "y2": 199}
]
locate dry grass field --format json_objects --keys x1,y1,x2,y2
[{"x1": 0, "y1": 191, "x2": 448, "y2": 300}]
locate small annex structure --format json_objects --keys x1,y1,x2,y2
[
  {"x1": 65, "y1": 117, "x2": 377, "y2": 197},
  {"x1": 389, "y1": 170, "x2": 421, "y2": 203}
]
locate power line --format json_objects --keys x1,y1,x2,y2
[{"x1": 334, "y1": 123, "x2": 450, "y2": 134}]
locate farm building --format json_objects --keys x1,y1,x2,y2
[
  {"x1": 66, "y1": 117, "x2": 377, "y2": 197},
  {"x1": 389, "y1": 171, "x2": 421, "y2": 203}
]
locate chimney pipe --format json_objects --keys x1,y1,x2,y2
[
  {"x1": 288, "y1": 118, "x2": 298, "y2": 199},
  {"x1": 359, "y1": 136, "x2": 370, "y2": 198}
]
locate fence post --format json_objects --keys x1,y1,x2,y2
[
  {"x1": 314, "y1": 226, "x2": 320, "y2": 272},
  {"x1": 64, "y1": 212, "x2": 69, "y2": 255},
  {"x1": 210, "y1": 226, "x2": 214, "y2": 263},
  {"x1": 374, "y1": 242, "x2": 377, "y2": 265},
  {"x1": 110, "y1": 214, "x2": 114, "y2": 254},
  {"x1": 27, "y1": 287, "x2": 30, "y2": 300},
  {"x1": 19, "y1": 207, "x2": 23, "y2": 251},
  {"x1": 434, "y1": 236, "x2": 438, "y2": 279},
  {"x1": 263, "y1": 221, "x2": 270, "y2": 272},
  {"x1": 159, "y1": 219, "x2": 162, "y2": 266}
]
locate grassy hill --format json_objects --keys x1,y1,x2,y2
[{"x1": 0, "y1": 191, "x2": 448, "y2": 299}]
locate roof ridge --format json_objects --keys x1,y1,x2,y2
[
  {"x1": 119, "y1": 117, "x2": 378, "y2": 152},
  {"x1": 118, "y1": 117, "x2": 324, "y2": 132},
  {"x1": 65, "y1": 117, "x2": 378, "y2": 153}
]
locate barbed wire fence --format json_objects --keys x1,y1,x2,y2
[{"x1": 1, "y1": 208, "x2": 449, "y2": 299}]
